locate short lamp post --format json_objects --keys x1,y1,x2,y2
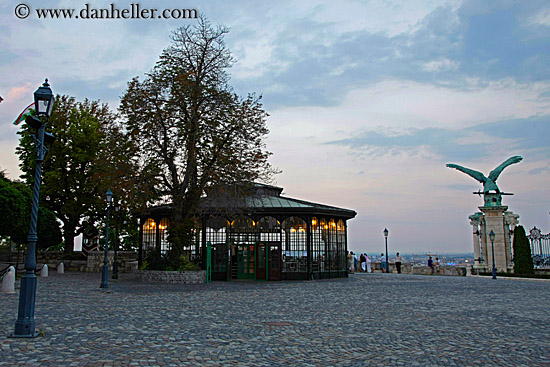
[
  {"x1": 12, "y1": 79, "x2": 55, "y2": 338},
  {"x1": 100, "y1": 188, "x2": 113, "y2": 288},
  {"x1": 112, "y1": 202, "x2": 120, "y2": 280},
  {"x1": 383, "y1": 228, "x2": 389, "y2": 273},
  {"x1": 489, "y1": 229, "x2": 496, "y2": 280}
]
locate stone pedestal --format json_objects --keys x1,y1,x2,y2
[
  {"x1": 469, "y1": 207, "x2": 519, "y2": 273},
  {"x1": 479, "y1": 206, "x2": 513, "y2": 273}
]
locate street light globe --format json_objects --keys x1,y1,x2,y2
[
  {"x1": 489, "y1": 229, "x2": 495, "y2": 242},
  {"x1": 106, "y1": 188, "x2": 113, "y2": 203},
  {"x1": 383, "y1": 228, "x2": 389, "y2": 238},
  {"x1": 34, "y1": 79, "x2": 55, "y2": 117}
]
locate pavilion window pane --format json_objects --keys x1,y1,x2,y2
[
  {"x1": 329, "y1": 219, "x2": 337, "y2": 271},
  {"x1": 320, "y1": 219, "x2": 328, "y2": 271},
  {"x1": 206, "y1": 218, "x2": 229, "y2": 274},
  {"x1": 337, "y1": 220, "x2": 346, "y2": 271},
  {"x1": 159, "y1": 218, "x2": 170, "y2": 255},
  {"x1": 311, "y1": 217, "x2": 321, "y2": 272},
  {"x1": 282, "y1": 216, "x2": 307, "y2": 272},
  {"x1": 186, "y1": 219, "x2": 201, "y2": 261},
  {"x1": 142, "y1": 218, "x2": 156, "y2": 254},
  {"x1": 206, "y1": 217, "x2": 229, "y2": 245},
  {"x1": 259, "y1": 216, "x2": 281, "y2": 242},
  {"x1": 230, "y1": 217, "x2": 258, "y2": 244}
]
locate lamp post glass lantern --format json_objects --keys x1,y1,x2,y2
[
  {"x1": 384, "y1": 228, "x2": 389, "y2": 273},
  {"x1": 11, "y1": 79, "x2": 54, "y2": 338},
  {"x1": 489, "y1": 229, "x2": 496, "y2": 279},
  {"x1": 34, "y1": 79, "x2": 55, "y2": 117},
  {"x1": 100, "y1": 188, "x2": 113, "y2": 288}
]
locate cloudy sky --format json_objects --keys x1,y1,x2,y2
[{"x1": 1, "y1": 0, "x2": 549, "y2": 254}]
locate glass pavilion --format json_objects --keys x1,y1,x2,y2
[{"x1": 139, "y1": 184, "x2": 356, "y2": 280}]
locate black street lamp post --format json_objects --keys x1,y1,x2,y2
[
  {"x1": 12, "y1": 79, "x2": 55, "y2": 338},
  {"x1": 490, "y1": 229, "x2": 496, "y2": 279},
  {"x1": 112, "y1": 202, "x2": 120, "y2": 280},
  {"x1": 100, "y1": 188, "x2": 113, "y2": 288},
  {"x1": 383, "y1": 228, "x2": 389, "y2": 273}
]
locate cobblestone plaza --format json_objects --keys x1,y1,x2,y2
[{"x1": 1, "y1": 272, "x2": 549, "y2": 366}]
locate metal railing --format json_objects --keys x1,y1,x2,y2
[{"x1": 528, "y1": 226, "x2": 550, "y2": 268}]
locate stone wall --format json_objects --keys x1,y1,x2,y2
[
  {"x1": 362, "y1": 262, "x2": 466, "y2": 276},
  {"x1": 410, "y1": 265, "x2": 467, "y2": 276},
  {"x1": 6, "y1": 251, "x2": 138, "y2": 273},
  {"x1": 85, "y1": 251, "x2": 138, "y2": 273},
  {"x1": 134, "y1": 270, "x2": 206, "y2": 284}
]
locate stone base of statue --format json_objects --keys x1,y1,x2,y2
[{"x1": 469, "y1": 205, "x2": 518, "y2": 273}]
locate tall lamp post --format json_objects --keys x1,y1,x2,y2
[
  {"x1": 100, "y1": 188, "x2": 113, "y2": 288},
  {"x1": 489, "y1": 230, "x2": 496, "y2": 280},
  {"x1": 112, "y1": 202, "x2": 120, "y2": 279},
  {"x1": 383, "y1": 228, "x2": 389, "y2": 273},
  {"x1": 12, "y1": 79, "x2": 55, "y2": 338}
]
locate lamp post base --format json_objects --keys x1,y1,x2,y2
[
  {"x1": 11, "y1": 273, "x2": 38, "y2": 338},
  {"x1": 112, "y1": 261, "x2": 118, "y2": 280},
  {"x1": 100, "y1": 264, "x2": 109, "y2": 288},
  {"x1": 9, "y1": 331, "x2": 39, "y2": 338}
]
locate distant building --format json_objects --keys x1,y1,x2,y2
[{"x1": 139, "y1": 183, "x2": 356, "y2": 280}]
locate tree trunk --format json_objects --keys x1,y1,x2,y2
[{"x1": 63, "y1": 225, "x2": 76, "y2": 254}]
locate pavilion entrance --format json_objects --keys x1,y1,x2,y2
[
  {"x1": 255, "y1": 242, "x2": 282, "y2": 281},
  {"x1": 211, "y1": 243, "x2": 229, "y2": 281},
  {"x1": 236, "y1": 244, "x2": 256, "y2": 279},
  {"x1": 229, "y1": 242, "x2": 282, "y2": 280}
]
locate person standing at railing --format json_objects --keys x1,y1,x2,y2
[
  {"x1": 347, "y1": 251, "x2": 354, "y2": 274},
  {"x1": 395, "y1": 252, "x2": 403, "y2": 274},
  {"x1": 365, "y1": 254, "x2": 372, "y2": 273},
  {"x1": 380, "y1": 253, "x2": 386, "y2": 273},
  {"x1": 359, "y1": 253, "x2": 366, "y2": 272}
]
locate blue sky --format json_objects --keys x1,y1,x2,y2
[{"x1": 1, "y1": 0, "x2": 549, "y2": 253}]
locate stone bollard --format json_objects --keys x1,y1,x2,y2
[
  {"x1": 466, "y1": 264, "x2": 472, "y2": 277},
  {"x1": 57, "y1": 262, "x2": 65, "y2": 274},
  {"x1": 1, "y1": 266, "x2": 16, "y2": 293},
  {"x1": 40, "y1": 264, "x2": 49, "y2": 277}
]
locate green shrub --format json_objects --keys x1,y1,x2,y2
[
  {"x1": 177, "y1": 255, "x2": 201, "y2": 271},
  {"x1": 141, "y1": 250, "x2": 200, "y2": 271},
  {"x1": 513, "y1": 225, "x2": 534, "y2": 276}
]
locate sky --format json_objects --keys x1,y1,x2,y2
[{"x1": 1, "y1": 0, "x2": 549, "y2": 254}]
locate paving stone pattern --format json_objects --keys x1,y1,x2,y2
[{"x1": 1, "y1": 272, "x2": 549, "y2": 366}]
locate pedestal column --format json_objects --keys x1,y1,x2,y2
[
  {"x1": 479, "y1": 205, "x2": 510, "y2": 273},
  {"x1": 469, "y1": 212, "x2": 484, "y2": 269},
  {"x1": 504, "y1": 211, "x2": 519, "y2": 272}
]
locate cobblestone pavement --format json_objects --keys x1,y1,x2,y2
[{"x1": 1, "y1": 272, "x2": 549, "y2": 366}]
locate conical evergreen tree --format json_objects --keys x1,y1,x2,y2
[{"x1": 513, "y1": 225, "x2": 534, "y2": 275}]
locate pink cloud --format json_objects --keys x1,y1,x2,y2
[{"x1": 6, "y1": 83, "x2": 33, "y2": 102}]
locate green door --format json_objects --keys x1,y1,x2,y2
[
  {"x1": 256, "y1": 243, "x2": 267, "y2": 280},
  {"x1": 237, "y1": 244, "x2": 256, "y2": 279}
]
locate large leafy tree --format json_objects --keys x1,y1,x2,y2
[
  {"x1": 93, "y1": 120, "x2": 160, "y2": 251},
  {"x1": 17, "y1": 95, "x2": 158, "y2": 254},
  {"x1": 120, "y1": 17, "x2": 276, "y2": 259},
  {"x1": 17, "y1": 96, "x2": 111, "y2": 253},
  {"x1": 0, "y1": 171, "x2": 62, "y2": 249}
]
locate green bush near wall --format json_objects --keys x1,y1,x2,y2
[
  {"x1": 513, "y1": 225, "x2": 534, "y2": 276},
  {"x1": 140, "y1": 251, "x2": 200, "y2": 272}
]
